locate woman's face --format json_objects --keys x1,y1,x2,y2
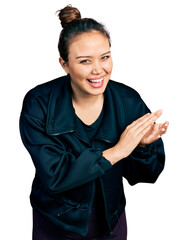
[{"x1": 60, "y1": 31, "x2": 113, "y2": 98}]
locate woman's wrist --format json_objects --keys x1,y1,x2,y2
[
  {"x1": 103, "y1": 147, "x2": 118, "y2": 165},
  {"x1": 103, "y1": 145, "x2": 126, "y2": 165}
]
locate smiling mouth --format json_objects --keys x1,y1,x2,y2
[
  {"x1": 86, "y1": 77, "x2": 104, "y2": 88},
  {"x1": 87, "y1": 77, "x2": 104, "y2": 88},
  {"x1": 87, "y1": 77, "x2": 103, "y2": 83}
]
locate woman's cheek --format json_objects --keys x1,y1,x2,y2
[{"x1": 104, "y1": 60, "x2": 113, "y2": 73}]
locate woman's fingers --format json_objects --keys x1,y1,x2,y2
[
  {"x1": 134, "y1": 109, "x2": 165, "y2": 143},
  {"x1": 135, "y1": 109, "x2": 163, "y2": 135},
  {"x1": 138, "y1": 123, "x2": 153, "y2": 139},
  {"x1": 136, "y1": 115, "x2": 155, "y2": 138},
  {"x1": 153, "y1": 109, "x2": 163, "y2": 122},
  {"x1": 116, "y1": 109, "x2": 168, "y2": 159},
  {"x1": 159, "y1": 121, "x2": 169, "y2": 136},
  {"x1": 140, "y1": 120, "x2": 169, "y2": 145},
  {"x1": 121, "y1": 112, "x2": 152, "y2": 138},
  {"x1": 131, "y1": 109, "x2": 162, "y2": 129},
  {"x1": 130, "y1": 112, "x2": 153, "y2": 129}
]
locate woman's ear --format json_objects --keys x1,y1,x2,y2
[{"x1": 59, "y1": 57, "x2": 69, "y2": 74}]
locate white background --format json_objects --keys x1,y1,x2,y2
[{"x1": 0, "y1": 0, "x2": 188, "y2": 239}]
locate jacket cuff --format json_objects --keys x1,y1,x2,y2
[
  {"x1": 131, "y1": 141, "x2": 158, "y2": 159},
  {"x1": 95, "y1": 149, "x2": 112, "y2": 171}
]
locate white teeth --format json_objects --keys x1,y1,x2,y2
[{"x1": 88, "y1": 78, "x2": 103, "y2": 83}]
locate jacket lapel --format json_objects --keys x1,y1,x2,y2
[
  {"x1": 46, "y1": 75, "x2": 125, "y2": 145},
  {"x1": 46, "y1": 75, "x2": 76, "y2": 135}
]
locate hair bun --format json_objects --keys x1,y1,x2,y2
[{"x1": 57, "y1": 5, "x2": 81, "y2": 28}]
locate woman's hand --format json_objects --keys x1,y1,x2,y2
[
  {"x1": 103, "y1": 110, "x2": 169, "y2": 165},
  {"x1": 103, "y1": 112, "x2": 156, "y2": 164},
  {"x1": 114, "y1": 112, "x2": 156, "y2": 159},
  {"x1": 139, "y1": 110, "x2": 169, "y2": 146}
]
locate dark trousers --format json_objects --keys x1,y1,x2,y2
[{"x1": 33, "y1": 210, "x2": 127, "y2": 240}]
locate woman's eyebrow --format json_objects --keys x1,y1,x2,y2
[
  {"x1": 76, "y1": 51, "x2": 111, "y2": 59},
  {"x1": 101, "y1": 51, "x2": 111, "y2": 56}
]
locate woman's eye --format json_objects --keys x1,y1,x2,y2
[
  {"x1": 101, "y1": 55, "x2": 110, "y2": 60},
  {"x1": 80, "y1": 59, "x2": 90, "y2": 64}
]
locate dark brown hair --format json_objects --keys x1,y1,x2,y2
[{"x1": 57, "y1": 5, "x2": 111, "y2": 62}]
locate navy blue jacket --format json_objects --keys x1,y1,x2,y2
[{"x1": 19, "y1": 75, "x2": 165, "y2": 236}]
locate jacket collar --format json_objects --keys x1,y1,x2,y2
[{"x1": 46, "y1": 75, "x2": 125, "y2": 144}]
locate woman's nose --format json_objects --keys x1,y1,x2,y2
[{"x1": 91, "y1": 61, "x2": 103, "y2": 75}]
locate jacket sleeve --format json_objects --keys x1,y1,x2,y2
[
  {"x1": 19, "y1": 94, "x2": 112, "y2": 195},
  {"x1": 123, "y1": 138, "x2": 165, "y2": 185},
  {"x1": 122, "y1": 90, "x2": 165, "y2": 185}
]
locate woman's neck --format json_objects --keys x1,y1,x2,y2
[
  {"x1": 71, "y1": 91, "x2": 104, "y2": 110},
  {"x1": 71, "y1": 91, "x2": 104, "y2": 125}
]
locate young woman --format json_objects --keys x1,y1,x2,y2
[{"x1": 20, "y1": 5, "x2": 169, "y2": 240}]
